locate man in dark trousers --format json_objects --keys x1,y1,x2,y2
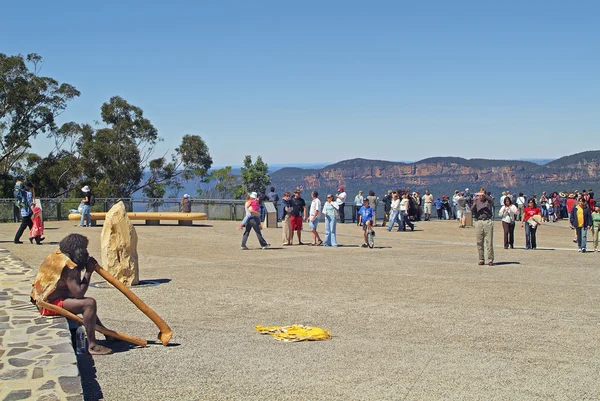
[
  {"x1": 14, "y1": 181, "x2": 35, "y2": 244},
  {"x1": 382, "y1": 190, "x2": 393, "y2": 226}
]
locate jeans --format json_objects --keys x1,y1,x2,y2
[
  {"x1": 80, "y1": 204, "x2": 91, "y2": 227},
  {"x1": 324, "y1": 216, "x2": 337, "y2": 246},
  {"x1": 401, "y1": 211, "x2": 413, "y2": 230},
  {"x1": 575, "y1": 227, "x2": 588, "y2": 250},
  {"x1": 387, "y1": 210, "x2": 401, "y2": 231},
  {"x1": 241, "y1": 216, "x2": 267, "y2": 248},
  {"x1": 502, "y1": 221, "x2": 515, "y2": 248},
  {"x1": 524, "y1": 223, "x2": 537, "y2": 249}
]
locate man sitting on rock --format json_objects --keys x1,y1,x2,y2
[{"x1": 30, "y1": 233, "x2": 113, "y2": 355}]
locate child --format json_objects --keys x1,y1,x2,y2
[
  {"x1": 29, "y1": 206, "x2": 45, "y2": 245},
  {"x1": 358, "y1": 198, "x2": 374, "y2": 247},
  {"x1": 592, "y1": 204, "x2": 600, "y2": 252},
  {"x1": 238, "y1": 192, "x2": 261, "y2": 230}
]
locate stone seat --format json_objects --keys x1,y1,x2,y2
[{"x1": 68, "y1": 212, "x2": 207, "y2": 226}]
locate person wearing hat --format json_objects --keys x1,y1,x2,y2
[
  {"x1": 80, "y1": 185, "x2": 92, "y2": 227},
  {"x1": 180, "y1": 194, "x2": 192, "y2": 213},
  {"x1": 471, "y1": 187, "x2": 495, "y2": 266},
  {"x1": 13, "y1": 181, "x2": 36, "y2": 244},
  {"x1": 335, "y1": 186, "x2": 347, "y2": 223},
  {"x1": 566, "y1": 193, "x2": 577, "y2": 219}
]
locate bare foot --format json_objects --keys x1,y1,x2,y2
[{"x1": 88, "y1": 343, "x2": 113, "y2": 355}]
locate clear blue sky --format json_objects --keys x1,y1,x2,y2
[{"x1": 5, "y1": 0, "x2": 599, "y2": 166}]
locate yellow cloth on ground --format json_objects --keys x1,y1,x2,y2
[{"x1": 255, "y1": 325, "x2": 332, "y2": 342}]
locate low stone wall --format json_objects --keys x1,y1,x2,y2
[{"x1": 0, "y1": 249, "x2": 84, "y2": 401}]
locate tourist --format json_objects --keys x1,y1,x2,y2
[
  {"x1": 592, "y1": 204, "x2": 600, "y2": 252},
  {"x1": 452, "y1": 190, "x2": 460, "y2": 221},
  {"x1": 441, "y1": 195, "x2": 452, "y2": 219},
  {"x1": 180, "y1": 194, "x2": 192, "y2": 213},
  {"x1": 30, "y1": 233, "x2": 113, "y2": 355},
  {"x1": 422, "y1": 189, "x2": 434, "y2": 221},
  {"x1": 434, "y1": 197, "x2": 442, "y2": 220},
  {"x1": 516, "y1": 192, "x2": 526, "y2": 221},
  {"x1": 80, "y1": 185, "x2": 92, "y2": 227},
  {"x1": 566, "y1": 193, "x2": 576, "y2": 219},
  {"x1": 335, "y1": 186, "x2": 347, "y2": 223},
  {"x1": 472, "y1": 187, "x2": 494, "y2": 266},
  {"x1": 387, "y1": 192, "x2": 402, "y2": 231},
  {"x1": 289, "y1": 188, "x2": 307, "y2": 245},
  {"x1": 238, "y1": 193, "x2": 259, "y2": 230},
  {"x1": 456, "y1": 192, "x2": 467, "y2": 228},
  {"x1": 308, "y1": 191, "x2": 323, "y2": 246},
  {"x1": 499, "y1": 196, "x2": 518, "y2": 249},
  {"x1": 280, "y1": 191, "x2": 292, "y2": 246},
  {"x1": 241, "y1": 193, "x2": 269, "y2": 250},
  {"x1": 367, "y1": 190, "x2": 378, "y2": 226},
  {"x1": 400, "y1": 193, "x2": 415, "y2": 231},
  {"x1": 521, "y1": 198, "x2": 541, "y2": 250},
  {"x1": 358, "y1": 197, "x2": 374, "y2": 247},
  {"x1": 412, "y1": 192, "x2": 422, "y2": 221},
  {"x1": 382, "y1": 190, "x2": 393, "y2": 226},
  {"x1": 258, "y1": 192, "x2": 268, "y2": 222},
  {"x1": 569, "y1": 197, "x2": 592, "y2": 252},
  {"x1": 267, "y1": 187, "x2": 279, "y2": 218},
  {"x1": 353, "y1": 190, "x2": 364, "y2": 225},
  {"x1": 464, "y1": 188, "x2": 473, "y2": 208},
  {"x1": 13, "y1": 181, "x2": 35, "y2": 244},
  {"x1": 322, "y1": 194, "x2": 338, "y2": 247},
  {"x1": 540, "y1": 192, "x2": 549, "y2": 222},
  {"x1": 29, "y1": 205, "x2": 45, "y2": 245}
]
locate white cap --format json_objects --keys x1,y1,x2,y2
[
  {"x1": 250, "y1": 192, "x2": 258, "y2": 199},
  {"x1": 183, "y1": 194, "x2": 190, "y2": 198},
  {"x1": 465, "y1": 188, "x2": 469, "y2": 191},
  {"x1": 82, "y1": 185, "x2": 90, "y2": 192}
]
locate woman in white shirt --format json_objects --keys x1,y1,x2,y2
[
  {"x1": 386, "y1": 192, "x2": 402, "y2": 231},
  {"x1": 499, "y1": 196, "x2": 519, "y2": 249}
]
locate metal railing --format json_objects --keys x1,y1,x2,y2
[{"x1": 0, "y1": 197, "x2": 509, "y2": 223}]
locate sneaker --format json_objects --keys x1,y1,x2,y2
[
  {"x1": 361, "y1": 243, "x2": 368, "y2": 248},
  {"x1": 488, "y1": 261, "x2": 494, "y2": 266},
  {"x1": 262, "y1": 244, "x2": 271, "y2": 250},
  {"x1": 241, "y1": 246, "x2": 249, "y2": 250},
  {"x1": 13, "y1": 241, "x2": 23, "y2": 244},
  {"x1": 578, "y1": 248, "x2": 582, "y2": 252},
  {"x1": 582, "y1": 248, "x2": 587, "y2": 253}
]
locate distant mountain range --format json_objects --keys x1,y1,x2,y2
[{"x1": 269, "y1": 151, "x2": 600, "y2": 197}]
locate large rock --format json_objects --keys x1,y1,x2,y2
[{"x1": 100, "y1": 201, "x2": 139, "y2": 286}]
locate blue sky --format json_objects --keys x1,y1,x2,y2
[{"x1": 5, "y1": 1, "x2": 599, "y2": 166}]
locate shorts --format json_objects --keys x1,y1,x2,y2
[
  {"x1": 362, "y1": 220, "x2": 372, "y2": 230},
  {"x1": 424, "y1": 203, "x2": 432, "y2": 214},
  {"x1": 456, "y1": 209, "x2": 465, "y2": 219},
  {"x1": 309, "y1": 218, "x2": 319, "y2": 230},
  {"x1": 290, "y1": 216, "x2": 303, "y2": 231},
  {"x1": 39, "y1": 298, "x2": 64, "y2": 316}
]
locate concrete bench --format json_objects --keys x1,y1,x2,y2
[{"x1": 68, "y1": 212, "x2": 208, "y2": 226}]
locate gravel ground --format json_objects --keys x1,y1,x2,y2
[{"x1": 2, "y1": 218, "x2": 600, "y2": 400}]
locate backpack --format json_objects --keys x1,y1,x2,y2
[
  {"x1": 89, "y1": 195, "x2": 96, "y2": 206},
  {"x1": 14, "y1": 188, "x2": 27, "y2": 209}
]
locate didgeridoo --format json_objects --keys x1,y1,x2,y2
[
  {"x1": 36, "y1": 299, "x2": 147, "y2": 347},
  {"x1": 94, "y1": 265, "x2": 173, "y2": 345}
]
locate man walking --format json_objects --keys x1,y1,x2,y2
[
  {"x1": 472, "y1": 187, "x2": 494, "y2": 266},
  {"x1": 570, "y1": 197, "x2": 592, "y2": 252},
  {"x1": 422, "y1": 189, "x2": 434, "y2": 221},
  {"x1": 14, "y1": 181, "x2": 35, "y2": 244}
]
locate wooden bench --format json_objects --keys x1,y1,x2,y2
[{"x1": 68, "y1": 212, "x2": 208, "y2": 226}]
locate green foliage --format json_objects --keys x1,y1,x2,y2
[
  {"x1": 0, "y1": 53, "x2": 79, "y2": 175},
  {"x1": 240, "y1": 155, "x2": 270, "y2": 197},
  {"x1": 209, "y1": 166, "x2": 242, "y2": 199}
]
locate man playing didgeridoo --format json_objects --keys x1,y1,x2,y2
[{"x1": 30, "y1": 233, "x2": 113, "y2": 355}]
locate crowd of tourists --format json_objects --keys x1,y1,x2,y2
[{"x1": 237, "y1": 186, "x2": 600, "y2": 261}]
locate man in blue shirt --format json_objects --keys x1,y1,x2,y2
[
  {"x1": 14, "y1": 181, "x2": 35, "y2": 244},
  {"x1": 358, "y1": 198, "x2": 374, "y2": 248}
]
